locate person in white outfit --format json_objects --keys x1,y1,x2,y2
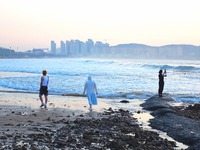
[
  {"x1": 39, "y1": 70, "x2": 49, "y2": 108},
  {"x1": 83, "y1": 76, "x2": 98, "y2": 111}
]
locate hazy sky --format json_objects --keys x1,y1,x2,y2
[{"x1": 0, "y1": 0, "x2": 200, "y2": 51}]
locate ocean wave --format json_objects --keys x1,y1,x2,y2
[
  {"x1": 174, "y1": 66, "x2": 197, "y2": 72},
  {"x1": 0, "y1": 70, "x2": 106, "y2": 77},
  {"x1": 1, "y1": 58, "x2": 200, "y2": 104},
  {"x1": 1, "y1": 82, "x2": 199, "y2": 103},
  {"x1": 83, "y1": 59, "x2": 116, "y2": 65},
  {"x1": 173, "y1": 94, "x2": 200, "y2": 103},
  {"x1": 141, "y1": 64, "x2": 200, "y2": 72},
  {"x1": 142, "y1": 64, "x2": 171, "y2": 69}
]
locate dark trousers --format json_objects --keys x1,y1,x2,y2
[
  {"x1": 39, "y1": 86, "x2": 48, "y2": 96},
  {"x1": 158, "y1": 82, "x2": 164, "y2": 96}
]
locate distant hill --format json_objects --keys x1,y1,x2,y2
[
  {"x1": 1, "y1": 43, "x2": 200, "y2": 59},
  {"x1": 115, "y1": 43, "x2": 152, "y2": 48},
  {"x1": 0, "y1": 47, "x2": 54, "y2": 58},
  {"x1": 0, "y1": 47, "x2": 15, "y2": 58},
  {"x1": 110, "y1": 43, "x2": 200, "y2": 59}
]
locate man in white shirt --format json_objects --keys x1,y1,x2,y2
[{"x1": 39, "y1": 70, "x2": 49, "y2": 109}]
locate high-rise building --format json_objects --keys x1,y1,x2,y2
[
  {"x1": 86, "y1": 39, "x2": 94, "y2": 54},
  {"x1": 51, "y1": 41, "x2": 56, "y2": 54},
  {"x1": 60, "y1": 41, "x2": 66, "y2": 55},
  {"x1": 65, "y1": 40, "x2": 70, "y2": 56},
  {"x1": 69, "y1": 40, "x2": 79, "y2": 56}
]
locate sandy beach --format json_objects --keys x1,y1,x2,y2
[
  {"x1": 0, "y1": 90, "x2": 184, "y2": 149},
  {"x1": 4, "y1": 87, "x2": 200, "y2": 150},
  {"x1": 0, "y1": 90, "x2": 113, "y2": 134}
]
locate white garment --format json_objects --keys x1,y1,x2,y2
[
  {"x1": 87, "y1": 93, "x2": 97, "y2": 105},
  {"x1": 84, "y1": 80, "x2": 97, "y2": 94},
  {"x1": 41, "y1": 76, "x2": 49, "y2": 86},
  {"x1": 84, "y1": 77, "x2": 98, "y2": 105}
]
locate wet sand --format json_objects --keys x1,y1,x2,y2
[
  {"x1": 0, "y1": 91, "x2": 112, "y2": 132},
  {"x1": 0, "y1": 91, "x2": 183, "y2": 149}
]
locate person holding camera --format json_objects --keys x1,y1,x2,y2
[{"x1": 158, "y1": 69, "x2": 167, "y2": 97}]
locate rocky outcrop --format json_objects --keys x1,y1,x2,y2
[{"x1": 141, "y1": 93, "x2": 200, "y2": 150}]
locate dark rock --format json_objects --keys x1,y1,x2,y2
[
  {"x1": 151, "y1": 107, "x2": 176, "y2": 116},
  {"x1": 79, "y1": 114, "x2": 84, "y2": 117},
  {"x1": 32, "y1": 113, "x2": 37, "y2": 116},
  {"x1": 140, "y1": 94, "x2": 173, "y2": 111},
  {"x1": 108, "y1": 107, "x2": 114, "y2": 112},
  {"x1": 27, "y1": 120, "x2": 34, "y2": 123},
  {"x1": 0, "y1": 108, "x2": 176, "y2": 149},
  {"x1": 120, "y1": 100, "x2": 129, "y2": 103},
  {"x1": 141, "y1": 94, "x2": 200, "y2": 149},
  {"x1": 186, "y1": 103, "x2": 200, "y2": 111},
  {"x1": 188, "y1": 140, "x2": 200, "y2": 150}
]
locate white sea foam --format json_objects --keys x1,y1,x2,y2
[{"x1": 0, "y1": 58, "x2": 200, "y2": 102}]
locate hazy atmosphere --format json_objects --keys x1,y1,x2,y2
[
  {"x1": 1, "y1": 1, "x2": 200, "y2": 149},
  {"x1": 0, "y1": 0, "x2": 200, "y2": 51}
]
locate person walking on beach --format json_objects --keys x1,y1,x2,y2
[
  {"x1": 39, "y1": 70, "x2": 49, "y2": 108},
  {"x1": 158, "y1": 69, "x2": 167, "y2": 97},
  {"x1": 83, "y1": 75, "x2": 98, "y2": 111}
]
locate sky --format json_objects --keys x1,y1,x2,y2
[{"x1": 0, "y1": 0, "x2": 200, "y2": 51}]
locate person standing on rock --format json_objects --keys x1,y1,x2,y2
[
  {"x1": 83, "y1": 75, "x2": 98, "y2": 111},
  {"x1": 158, "y1": 69, "x2": 167, "y2": 97},
  {"x1": 39, "y1": 70, "x2": 49, "y2": 109}
]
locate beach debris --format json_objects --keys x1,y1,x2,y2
[
  {"x1": 79, "y1": 114, "x2": 84, "y2": 117},
  {"x1": 16, "y1": 112, "x2": 27, "y2": 116},
  {"x1": 120, "y1": 100, "x2": 130, "y2": 103},
  {"x1": 0, "y1": 135, "x2": 8, "y2": 140},
  {"x1": 27, "y1": 120, "x2": 34, "y2": 123},
  {"x1": 0, "y1": 108, "x2": 176, "y2": 149},
  {"x1": 46, "y1": 117, "x2": 51, "y2": 121},
  {"x1": 3, "y1": 123, "x2": 13, "y2": 126},
  {"x1": 49, "y1": 103, "x2": 54, "y2": 106},
  {"x1": 15, "y1": 141, "x2": 31, "y2": 149},
  {"x1": 32, "y1": 113, "x2": 37, "y2": 116},
  {"x1": 108, "y1": 107, "x2": 114, "y2": 112}
]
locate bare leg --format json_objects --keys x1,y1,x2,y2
[
  {"x1": 89, "y1": 104, "x2": 92, "y2": 111},
  {"x1": 44, "y1": 96, "x2": 48, "y2": 108},
  {"x1": 39, "y1": 95, "x2": 44, "y2": 107}
]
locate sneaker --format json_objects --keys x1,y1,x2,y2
[
  {"x1": 44, "y1": 104, "x2": 47, "y2": 109},
  {"x1": 88, "y1": 107, "x2": 92, "y2": 111},
  {"x1": 40, "y1": 103, "x2": 44, "y2": 107}
]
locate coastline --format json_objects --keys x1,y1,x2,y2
[
  {"x1": 0, "y1": 90, "x2": 180, "y2": 149},
  {"x1": 0, "y1": 89, "x2": 113, "y2": 137}
]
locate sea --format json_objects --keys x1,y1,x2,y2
[{"x1": 0, "y1": 58, "x2": 200, "y2": 103}]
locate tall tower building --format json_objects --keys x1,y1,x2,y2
[
  {"x1": 86, "y1": 39, "x2": 94, "y2": 54},
  {"x1": 60, "y1": 41, "x2": 66, "y2": 55},
  {"x1": 51, "y1": 41, "x2": 56, "y2": 54},
  {"x1": 65, "y1": 40, "x2": 70, "y2": 56}
]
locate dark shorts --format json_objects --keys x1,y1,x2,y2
[{"x1": 39, "y1": 86, "x2": 48, "y2": 96}]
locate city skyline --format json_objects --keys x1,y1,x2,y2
[
  {"x1": 0, "y1": 0, "x2": 200, "y2": 51},
  {"x1": 1, "y1": 38, "x2": 200, "y2": 60},
  {"x1": 48, "y1": 38, "x2": 200, "y2": 60}
]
